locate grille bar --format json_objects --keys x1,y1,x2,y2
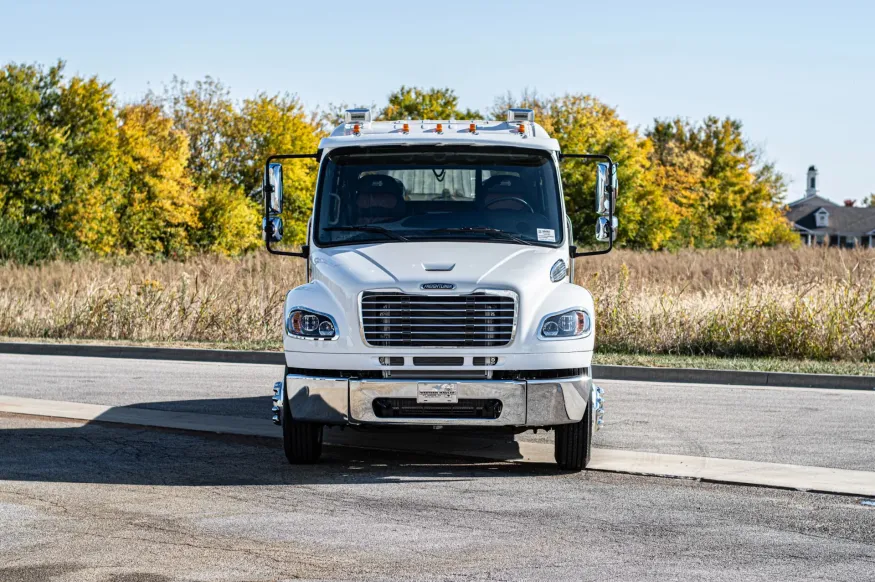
[{"x1": 361, "y1": 291, "x2": 516, "y2": 347}]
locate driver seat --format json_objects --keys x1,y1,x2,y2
[
  {"x1": 480, "y1": 175, "x2": 530, "y2": 211},
  {"x1": 353, "y1": 175, "x2": 406, "y2": 225}
]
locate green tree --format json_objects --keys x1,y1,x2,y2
[
  {"x1": 380, "y1": 86, "x2": 480, "y2": 120},
  {"x1": 161, "y1": 77, "x2": 236, "y2": 189},
  {"x1": 0, "y1": 61, "x2": 121, "y2": 257},
  {"x1": 54, "y1": 74, "x2": 123, "y2": 255},
  {"x1": 498, "y1": 92, "x2": 674, "y2": 249},
  {"x1": 0, "y1": 62, "x2": 67, "y2": 229},
  {"x1": 194, "y1": 183, "x2": 261, "y2": 255}
]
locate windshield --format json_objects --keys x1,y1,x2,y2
[{"x1": 314, "y1": 147, "x2": 564, "y2": 247}]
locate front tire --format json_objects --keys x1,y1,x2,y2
[
  {"x1": 554, "y1": 401, "x2": 592, "y2": 471},
  {"x1": 282, "y1": 380, "x2": 323, "y2": 464}
]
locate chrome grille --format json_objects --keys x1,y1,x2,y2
[{"x1": 360, "y1": 291, "x2": 516, "y2": 347}]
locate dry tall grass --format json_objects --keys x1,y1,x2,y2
[
  {"x1": 579, "y1": 248, "x2": 875, "y2": 361},
  {"x1": 1, "y1": 247, "x2": 872, "y2": 361}
]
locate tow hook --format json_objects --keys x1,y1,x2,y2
[
  {"x1": 592, "y1": 384, "x2": 605, "y2": 430},
  {"x1": 271, "y1": 381, "x2": 284, "y2": 425}
]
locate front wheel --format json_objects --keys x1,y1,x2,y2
[
  {"x1": 554, "y1": 401, "x2": 592, "y2": 471},
  {"x1": 282, "y1": 383, "x2": 323, "y2": 464}
]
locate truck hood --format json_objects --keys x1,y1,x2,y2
[{"x1": 311, "y1": 241, "x2": 565, "y2": 295}]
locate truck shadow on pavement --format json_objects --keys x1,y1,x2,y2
[{"x1": 0, "y1": 396, "x2": 565, "y2": 486}]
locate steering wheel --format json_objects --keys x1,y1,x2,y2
[{"x1": 485, "y1": 197, "x2": 535, "y2": 213}]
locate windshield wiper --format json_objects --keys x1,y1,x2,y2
[
  {"x1": 323, "y1": 226, "x2": 409, "y2": 241},
  {"x1": 423, "y1": 227, "x2": 533, "y2": 245}
]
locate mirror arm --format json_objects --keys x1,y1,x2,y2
[
  {"x1": 558, "y1": 153, "x2": 615, "y2": 258},
  {"x1": 264, "y1": 153, "x2": 319, "y2": 259}
]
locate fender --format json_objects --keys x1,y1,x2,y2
[{"x1": 282, "y1": 281, "x2": 352, "y2": 352}]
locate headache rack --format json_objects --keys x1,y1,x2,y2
[{"x1": 360, "y1": 291, "x2": 517, "y2": 347}]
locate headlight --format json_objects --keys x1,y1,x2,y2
[
  {"x1": 539, "y1": 309, "x2": 591, "y2": 339},
  {"x1": 287, "y1": 308, "x2": 337, "y2": 339}
]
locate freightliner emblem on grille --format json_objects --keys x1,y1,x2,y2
[{"x1": 420, "y1": 283, "x2": 456, "y2": 290}]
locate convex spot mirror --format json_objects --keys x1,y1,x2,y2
[
  {"x1": 265, "y1": 163, "x2": 284, "y2": 215},
  {"x1": 594, "y1": 162, "x2": 618, "y2": 216},
  {"x1": 596, "y1": 216, "x2": 618, "y2": 242},
  {"x1": 263, "y1": 216, "x2": 283, "y2": 243}
]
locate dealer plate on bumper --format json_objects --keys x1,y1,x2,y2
[{"x1": 417, "y1": 382, "x2": 458, "y2": 404}]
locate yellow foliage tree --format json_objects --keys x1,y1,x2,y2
[
  {"x1": 117, "y1": 102, "x2": 200, "y2": 256},
  {"x1": 230, "y1": 94, "x2": 321, "y2": 243}
]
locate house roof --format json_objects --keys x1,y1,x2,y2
[
  {"x1": 787, "y1": 194, "x2": 837, "y2": 208},
  {"x1": 787, "y1": 204, "x2": 875, "y2": 235}
]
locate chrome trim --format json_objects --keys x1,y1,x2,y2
[
  {"x1": 271, "y1": 381, "x2": 284, "y2": 425},
  {"x1": 285, "y1": 374, "x2": 348, "y2": 424},
  {"x1": 350, "y1": 377, "x2": 526, "y2": 425},
  {"x1": 536, "y1": 306, "x2": 592, "y2": 341},
  {"x1": 280, "y1": 371, "x2": 592, "y2": 428},
  {"x1": 286, "y1": 305, "x2": 340, "y2": 341},
  {"x1": 526, "y1": 374, "x2": 590, "y2": 426},
  {"x1": 357, "y1": 288, "x2": 519, "y2": 349},
  {"x1": 591, "y1": 383, "x2": 605, "y2": 430}
]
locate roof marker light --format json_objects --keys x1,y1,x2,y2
[
  {"x1": 352, "y1": 124, "x2": 360, "y2": 135},
  {"x1": 435, "y1": 123, "x2": 443, "y2": 134},
  {"x1": 402, "y1": 122, "x2": 409, "y2": 134},
  {"x1": 469, "y1": 122, "x2": 477, "y2": 134},
  {"x1": 518, "y1": 123, "x2": 526, "y2": 135}
]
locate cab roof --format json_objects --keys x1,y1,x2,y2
[{"x1": 320, "y1": 118, "x2": 561, "y2": 153}]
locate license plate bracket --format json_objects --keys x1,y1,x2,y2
[{"x1": 417, "y1": 382, "x2": 458, "y2": 404}]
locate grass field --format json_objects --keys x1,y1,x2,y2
[{"x1": 1, "y1": 247, "x2": 873, "y2": 368}]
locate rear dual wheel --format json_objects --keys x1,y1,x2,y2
[{"x1": 554, "y1": 400, "x2": 593, "y2": 471}]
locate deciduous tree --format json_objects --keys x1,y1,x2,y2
[{"x1": 380, "y1": 86, "x2": 480, "y2": 120}]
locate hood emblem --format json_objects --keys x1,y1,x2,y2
[{"x1": 421, "y1": 283, "x2": 456, "y2": 290}]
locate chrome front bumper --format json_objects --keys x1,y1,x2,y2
[{"x1": 276, "y1": 372, "x2": 600, "y2": 428}]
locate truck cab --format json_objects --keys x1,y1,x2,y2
[{"x1": 264, "y1": 108, "x2": 616, "y2": 471}]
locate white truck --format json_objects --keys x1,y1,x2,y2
[{"x1": 263, "y1": 108, "x2": 616, "y2": 470}]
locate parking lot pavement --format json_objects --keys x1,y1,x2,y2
[
  {"x1": 2, "y1": 413, "x2": 874, "y2": 582},
  {"x1": 1, "y1": 354, "x2": 874, "y2": 470}
]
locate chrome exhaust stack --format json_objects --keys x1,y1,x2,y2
[
  {"x1": 591, "y1": 384, "x2": 605, "y2": 430},
  {"x1": 271, "y1": 381, "x2": 284, "y2": 425}
]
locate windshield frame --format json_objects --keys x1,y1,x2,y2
[{"x1": 311, "y1": 145, "x2": 565, "y2": 250}]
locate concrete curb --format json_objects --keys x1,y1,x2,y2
[
  {"x1": 592, "y1": 364, "x2": 875, "y2": 391},
  {"x1": 0, "y1": 341, "x2": 872, "y2": 391}
]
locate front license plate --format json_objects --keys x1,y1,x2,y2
[{"x1": 417, "y1": 382, "x2": 458, "y2": 404}]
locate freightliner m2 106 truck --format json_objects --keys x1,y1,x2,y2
[{"x1": 263, "y1": 108, "x2": 616, "y2": 470}]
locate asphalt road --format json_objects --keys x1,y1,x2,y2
[
  {"x1": 1, "y1": 354, "x2": 874, "y2": 470},
  {"x1": 2, "y1": 354, "x2": 875, "y2": 580},
  {"x1": 2, "y1": 413, "x2": 875, "y2": 582}
]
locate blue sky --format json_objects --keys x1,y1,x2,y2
[{"x1": 2, "y1": 0, "x2": 873, "y2": 204}]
